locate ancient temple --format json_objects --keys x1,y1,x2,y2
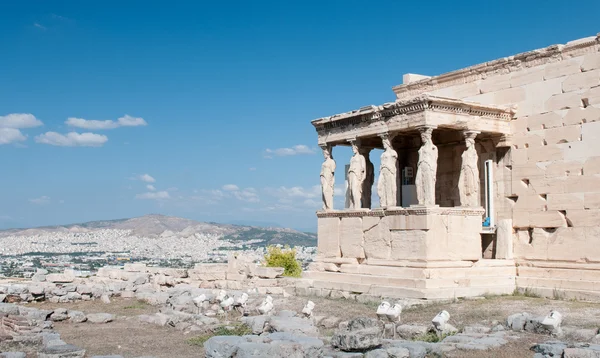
[{"x1": 305, "y1": 33, "x2": 600, "y2": 300}]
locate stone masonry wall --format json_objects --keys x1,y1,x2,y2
[{"x1": 413, "y1": 36, "x2": 600, "y2": 264}]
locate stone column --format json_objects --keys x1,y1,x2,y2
[
  {"x1": 458, "y1": 131, "x2": 480, "y2": 207},
  {"x1": 360, "y1": 148, "x2": 374, "y2": 209},
  {"x1": 377, "y1": 132, "x2": 398, "y2": 208},
  {"x1": 415, "y1": 126, "x2": 438, "y2": 206},
  {"x1": 347, "y1": 139, "x2": 366, "y2": 210},
  {"x1": 320, "y1": 144, "x2": 336, "y2": 211}
]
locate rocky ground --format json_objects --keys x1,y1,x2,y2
[{"x1": 3, "y1": 293, "x2": 600, "y2": 357}]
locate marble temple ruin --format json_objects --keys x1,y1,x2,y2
[{"x1": 305, "y1": 33, "x2": 600, "y2": 300}]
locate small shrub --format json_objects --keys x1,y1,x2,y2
[{"x1": 263, "y1": 245, "x2": 302, "y2": 277}]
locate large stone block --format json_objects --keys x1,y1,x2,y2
[
  {"x1": 480, "y1": 73, "x2": 511, "y2": 93},
  {"x1": 513, "y1": 194, "x2": 547, "y2": 211},
  {"x1": 545, "y1": 92, "x2": 583, "y2": 111},
  {"x1": 430, "y1": 81, "x2": 480, "y2": 98},
  {"x1": 584, "y1": 192, "x2": 600, "y2": 209},
  {"x1": 583, "y1": 157, "x2": 600, "y2": 175},
  {"x1": 512, "y1": 210, "x2": 529, "y2": 228},
  {"x1": 565, "y1": 175, "x2": 600, "y2": 193},
  {"x1": 543, "y1": 59, "x2": 581, "y2": 80},
  {"x1": 562, "y1": 69, "x2": 600, "y2": 93},
  {"x1": 562, "y1": 106, "x2": 600, "y2": 126},
  {"x1": 511, "y1": 66, "x2": 545, "y2": 87},
  {"x1": 521, "y1": 77, "x2": 566, "y2": 116},
  {"x1": 528, "y1": 145, "x2": 564, "y2": 162},
  {"x1": 544, "y1": 161, "x2": 583, "y2": 179},
  {"x1": 339, "y1": 217, "x2": 365, "y2": 259},
  {"x1": 529, "y1": 211, "x2": 567, "y2": 228},
  {"x1": 547, "y1": 193, "x2": 584, "y2": 210},
  {"x1": 527, "y1": 112, "x2": 563, "y2": 134},
  {"x1": 317, "y1": 217, "x2": 341, "y2": 258},
  {"x1": 496, "y1": 219, "x2": 514, "y2": 259},
  {"x1": 582, "y1": 52, "x2": 600, "y2": 72},
  {"x1": 544, "y1": 125, "x2": 581, "y2": 144},
  {"x1": 583, "y1": 86, "x2": 600, "y2": 106},
  {"x1": 390, "y1": 230, "x2": 427, "y2": 261},
  {"x1": 512, "y1": 163, "x2": 545, "y2": 180},
  {"x1": 363, "y1": 219, "x2": 391, "y2": 260},
  {"x1": 565, "y1": 209, "x2": 600, "y2": 227},
  {"x1": 513, "y1": 132, "x2": 544, "y2": 148}
]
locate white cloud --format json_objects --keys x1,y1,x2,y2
[
  {"x1": 0, "y1": 128, "x2": 27, "y2": 145},
  {"x1": 233, "y1": 188, "x2": 260, "y2": 203},
  {"x1": 35, "y1": 132, "x2": 108, "y2": 147},
  {"x1": 135, "y1": 191, "x2": 170, "y2": 200},
  {"x1": 34, "y1": 23, "x2": 47, "y2": 30},
  {"x1": 0, "y1": 113, "x2": 43, "y2": 129},
  {"x1": 65, "y1": 118, "x2": 119, "y2": 130},
  {"x1": 118, "y1": 115, "x2": 147, "y2": 127},
  {"x1": 264, "y1": 144, "x2": 315, "y2": 158},
  {"x1": 146, "y1": 184, "x2": 156, "y2": 191},
  {"x1": 65, "y1": 114, "x2": 147, "y2": 130},
  {"x1": 139, "y1": 174, "x2": 155, "y2": 183},
  {"x1": 222, "y1": 184, "x2": 240, "y2": 191},
  {"x1": 29, "y1": 196, "x2": 50, "y2": 205},
  {"x1": 249, "y1": 167, "x2": 257, "y2": 171},
  {"x1": 266, "y1": 186, "x2": 321, "y2": 200}
]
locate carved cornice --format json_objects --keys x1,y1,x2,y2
[
  {"x1": 392, "y1": 34, "x2": 600, "y2": 99},
  {"x1": 311, "y1": 95, "x2": 514, "y2": 135},
  {"x1": 316, "y1": 206, "x2": 485, "y2": 218}
]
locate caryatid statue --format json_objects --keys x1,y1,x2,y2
[
  {"x1": 360, "y1": 148, "x2": 374, "y2": 209},
  {"x1": 320, "y1": 144, "x2": 336, "y2": 211},
  {"x1": 377, "y1": 133, "x2": 398, "y2": 207},
  {"x1": 347, "y1": 140, "x2": 366, "y2": 210},
  {"x1": 415, "y1": 127, "x2": 438, "y2": 206},
  {"x1": 458, "y1": 131, "x2": 480, "y2": 207}
]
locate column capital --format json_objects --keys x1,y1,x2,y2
[
  {"x1": 462, "y1": 130, "x2": 480, "y2": 139},
  {"x1": 415, "y1": 125, "x2": 437, "y2": 133}
]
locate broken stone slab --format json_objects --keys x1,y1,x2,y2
[
  {"x1": 268, "y1": 316, "x2": 320, "y2": 337},
  {"x1": 38, "y1": 344, "x2": 86, "y2": 358},
  {"x1": 0, "y1": 294, "x2": 6, "y2": 303},
  {"x1": 395, "y1": 324, "x2": 429, "y2": 340},
  {"x1": 564, "y1": 348, "x2": 600, "y2": 358},
  {"x1": 254, "y1": 266, "x2": 285, "y2": 279},
  {"x1": 46, "y1": 273, "x2": 75, "y2": 284},
  {"x1": 18, "y1": 306, "x2": 53, "y2": 321},
  {"x1": 563, "y1": 327, "x2": 600, "y2": 341},
  {"x1": 32, "y1": 273, "x2": 47, "y2": 282},
  {"x1": 87, "y1": 313, "x2": 115, "y2": 323},
  {"x1": 0, "y1": 353, "x2": 26, "y2": 358},
  {"x1": 331, "y1": 317, "x2": 383, "y2": 352},
  {"x1": 507, "y1": 312, "x2": 531, "y2": 332},
  {"x1": 204, "y1": 335, "x2": 245, "y2": 358},
  {"x1": 531, "y1": 341, "x2": 568, "y2": 357},
  {"x1": 68, "y1": 310, "x2": 87, "y2": 323}
]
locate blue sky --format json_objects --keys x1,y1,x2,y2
[{"x1": 1, "y1": 1, "x2": 599, "y2": 231}]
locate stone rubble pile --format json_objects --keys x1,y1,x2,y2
[{"x1": 0, "y1": 301, "x2": 128, "y2": 358}]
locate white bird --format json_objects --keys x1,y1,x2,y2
[
  {"x1": 257, "y1": 295, "x2": 274, "y2": 315},
  {"x1": 216, "y1": 290, "x2": 227, "y2": 303},
  {"x1": 220, "y1": 296, "x2": 235, "y2": 311},
  {"x1": 301, "y1": 300, "x2": 315, "y2": 318},
  {"x1": 386, "y1": 302, "x2": 402, "y2": 322},
  {"x1": 376, "y1": 301, "x2": 391, "y2": 320}
]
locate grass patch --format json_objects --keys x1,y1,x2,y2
[
  {"x1": 413, "y1": 331, "x2": 455, "y2": 343},
  {"x1": 186, "y1": 324, "x2": 252, "y2": 347},
  {"x1": 512, "y1": 287, "x2": 541, "y2": 298},
  {"x1": 123, "y1": 300, "x2": 148, "y2": 310}
]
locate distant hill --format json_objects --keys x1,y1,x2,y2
[{"x1": 0, "y1": 214, "x2": 317, "y2": 248}]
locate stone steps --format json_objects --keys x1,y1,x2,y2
[
  {"x1": 517, "y1": 276, "x2": 600, "y2": 292},
  {"x1": 518, "y1": 266, "x2": 600, "y2": 281}
]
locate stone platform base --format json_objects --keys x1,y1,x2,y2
[
  {"x1": 516, "y1": 261, "x2": 600, "y2": 301},
  {"x1": 299, "y1": 259, "x2": 516, "y2": 300}
]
